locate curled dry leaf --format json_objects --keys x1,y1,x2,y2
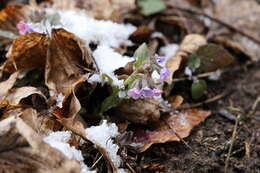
[
  {"x1": 131, "y1": 109, "x2": 210, "y2": 152},
  {"x1": 45, "y1": 28, "x2": 93, "y2": 97},
  {"x1": 20, "y1": 108, "x2": 62, "y2": 135},
  {"x1": 165, "y1": 34, "x2": 207, "y2": 83},
  {"x1": 4, "y1": 86, "x2": 46, "y2": 105},
  {"x1": 116, "y1": 99, "x2": 161, "y2": 124},
  {"x1": 0, "y1": 116, "x2": 81, "y2": 173},
  {"x1": 0, "y1": 71, "x2": 19, "y2": 99},
  {"x1": 4, "y1": 32, "x2": 48, "y2": 73}
]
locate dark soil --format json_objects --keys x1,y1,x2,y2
[{"x1": 132, "y1": 61, "x2": 260, "y2": 173}]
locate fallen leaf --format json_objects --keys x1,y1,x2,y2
[
  {"x1": 165, "y1": 34, "x2": 207, "y2": 83},
  {"x1": 0, "y1": 71, "x2": 19, "y2": 99},
  {"x1": 3, "y1": 86, "x2": 46, "y2": 106},
  {"x1": 20, "y1": 108, "x2": 62, "y2": 134},
  {"x1": 194, "y1": 44, "x2": 234, "y2": 73},
  {"x1": 45, "y1": 28, "x2": 93, "y2": 97},
  {"x1": 210, "y1": 0, "x2": 260, "y2": 61},
  {"x1": 131, "y1": 109, "x2": 210, "y2": 152},
  {"x1": 130, "y1": 26, "x2": 153, "y2": 43},
  {"x1": 116, "y1": 99, "x2": 160, "y2": 124},
  {"x1": 4, "y1": 32, "x2": 48, "y2": 73},
  {"x1": 0, "y1": 116, "x2": 81, "y2": 173}
]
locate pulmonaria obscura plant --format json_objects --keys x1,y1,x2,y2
[
  {"x1": 101, "y1": 43, "x2": 170, "y2": 113},
  {"x1": 124, "y1": 43, "x2": 170, "y2": 99}
]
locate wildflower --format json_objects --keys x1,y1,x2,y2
[
  {"x1": 156, "y1": 56, "x2": 166, "y2": 64},
  {"x1": 140, "y1": 87, "x2": 154, "y2": 98},
  {"x1": 16, "y1": 21, "x2": 34, "y2": 35},
  {"x1": 127, "y1": 88, "x2": 141, "y2": 99},
  {"x1": 152, "y1": 88, "x2": 162, "y2": 96},
  {"x1": 160, "y1": 67, "x2": 170, "y2": 81}
]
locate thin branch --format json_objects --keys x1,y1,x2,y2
[{"x1": 165, "y1": 4, "x2": 260, "y2": 45}]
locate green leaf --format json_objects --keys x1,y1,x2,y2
[
  {"x1": 124, "y1": 73, "x2": 140, "y2": 88},
  {"x1": 101, "y1": 73, "x2": 113, "y2": 85},
  {"x1": 187, "y1": 54, "x2": 201, "y2": 70},
  {"x1": 100, "y1": 87, "x2": 121, "y2": 113},
  {"x1": 195, "y1": 44, "x2": 235, "y2": 73},
  {"x1": 133, "y1": 43, "x2": 149, "y2": 70},
  {"x1": 138, "y1": 0, "x2": 166, "y2": 16},
  {"x1": 191, "y1": 80, "x2": 207, "y2": 100}
]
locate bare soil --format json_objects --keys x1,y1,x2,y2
[{"x1": 132, "y1": 61, "x2": 260, "y2": 173}]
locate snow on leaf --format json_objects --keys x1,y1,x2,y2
[
  {"x1": 44, "y1": 131, "x2": 96, "y2": 173},
  {"x1": 85, "y1": 120, "x2": 125, "y2": 172},
  {"x1": 0, "y1": 116, "x2": 81, "y2": 173}
]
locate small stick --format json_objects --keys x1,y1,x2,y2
[
  {"x1": 126, "y1": 162, "x2": 137, "y2": 173},
  {"x1": 163, "y1": 118, "x2": 199, "y2": 156},
  {"x1": 224, "y1": 115, "x2": 240, "y2": 173},
  {"x1": 177, "y1": 91, "x2": 228, "y2": 109},
  {"x1": 91, "y1": 154, "x2": 103, "y2": 169},
  {"x1": 165, "y1": 4, "x2": 260, "y2": 45}
]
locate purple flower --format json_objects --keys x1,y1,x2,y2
[
  {"x1": 127, "y1": 88, "x2": 141, "y2": 100},
  {"x1": 156, "y1": 56, "x2": 166, "y2": 64},
  {"x1": 140, "y1": 87, "x2": 154, "y2": 98},
  {"x1": 160, "y1": 67, "x2": 170, "y2": 81},
  {"x1": 152, "y1": 89, "x2": 162, "y2": 96},
  {"x1": 16, "y1": 21, "x2": 34, "y2": 35}
]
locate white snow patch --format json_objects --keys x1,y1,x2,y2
[
  {"x1": 29, "y1": 10, "x2": 136, "y2": 48},
  {"x1": 43, "y1": 131, "x2": 96, "y2": 173},
  {"x1": 85, "y1": 120, "x2": 122, "y2": 168},
  {"x1": 92, "y1": 45, "x2": 134, "y2": 87},
  {"x1": 159, "y1": 44, "x2": 179, "y2": 66},
  {"x1": 59, "y1": 10, "x2": 136, "y2": 48}
]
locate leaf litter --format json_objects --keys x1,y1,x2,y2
[{"x1": 0, "y1": 0, "x2": 258, "y2": 172}]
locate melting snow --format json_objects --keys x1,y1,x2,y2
[
  {"x1": 92, "y1": 45, "x2": 134, "y2": 87},
  {"x1": 43, "y1": 131, "x2": 96, "y2": 173},
  {"x1": 85, "y1": 120, "x2": 122, "y2": 168}
]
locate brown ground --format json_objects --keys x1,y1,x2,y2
[{"x1": 132, "y1": 61, "x2": 260, "y2": 173}]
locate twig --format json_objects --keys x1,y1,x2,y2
[
  {"x1": 165, "y1": 4, "x2": 260, "y2": 45},
  {"x1": 224, "y1": 115, "x2": 240, "y2": 173},
  {"x1": 172, "y1": 71, "x2": 217, "y2": 82},
  {"x1": 248, "y1": 95, "x2": 260, "y2": 116},
  {"x1": 126, "y1": 162, "x2": 136, "y2": 173},
  {"x1": 91, "y1": 154, "x2": 103, "y2": 169},
  {"x1": 163, "y1": 118, "x2": 199, "y2": 156},
  {"x1": 177, "y1": 91, "x2": 228, "y2": 109}
]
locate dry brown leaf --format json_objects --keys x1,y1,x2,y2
[
  {"x1": 4, "y1": 32, "x2": 48, "y2": 73},
  {"x1": 20, "y1": 108, "x2": 62, "y2": 135},
  {"x1": 0, "y1": 71, "x2": 19, "y2": 99},
  {"x1": 132, "y1": 109, "x2": 210, "y2": 152},
  {"x1": 166, "y1": 34, "x2": 207, "y2": 83},
  {"x1": 209, "y1": 0, "x2": 260, "y2": 61},
  {"x1": 45, "y1": 28, "x2": 93, "y2": 97},
  {"x1": 116, "y1": 99, "x2": 161, "y2": 124},
  {"x1": 4, "y1": 86, "x2": 46, "y2": 105},
  {"x1": 0, "y1": 116, "x2": 81, "y2": 173}
]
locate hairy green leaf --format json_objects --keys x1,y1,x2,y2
[
  {"x1": 138, "y1": 0, "x2": 166, "y2": 16},
  {"x1": 191, "y1": 80, "x2": 207, "y2": 100},
  {"x1": 133, "y1": 43, "x2": 149, "y2": 70}
]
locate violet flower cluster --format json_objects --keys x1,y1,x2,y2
[
  {"x1": 127, "y1": 87, "x2": 161, "y2": 100},
  {"x1": 16, "y1": 21, "x2": 34, "y2": 35},
  {"x1": 127, "y1": 55, "x2": 170, "y2": 100}
]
